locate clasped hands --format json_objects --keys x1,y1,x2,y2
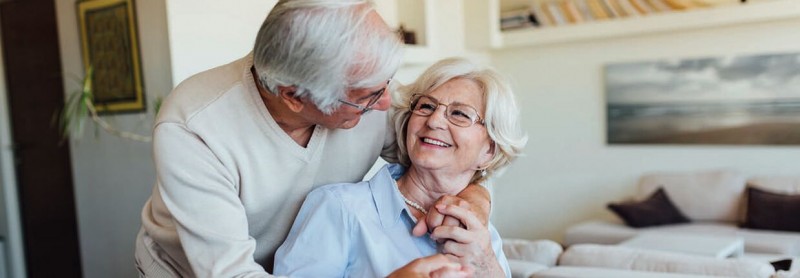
[{"x1": 389, "y1": 194, "x2": 501, "y2": 278}]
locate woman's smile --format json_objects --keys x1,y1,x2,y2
[{"x1": 420, "y1": 137, "x2": 452, "y2": 148}]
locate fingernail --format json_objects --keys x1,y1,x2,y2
[
  {"x1": 447, "y1": 263, "x2": 461, "y2": 268},
  {"x1": 436, "y1": 204, "x2": 446, "y2": 210}
]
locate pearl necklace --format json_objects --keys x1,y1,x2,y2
[{"x1": 401, "y1": 194, "x2": 427, "y2": 215}]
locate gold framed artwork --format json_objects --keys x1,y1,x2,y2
[{"x1": 77, "y1": 0, "x2": 145, "y2": 113}]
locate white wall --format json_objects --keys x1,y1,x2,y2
[
  {"x1": 54, "y1": 1, "x2": 173, "y2": 277},
  {"x1": 489, "y1": 18, "x2": 800, "y2": 242},
  {"x1": 166, "y1": 0, "x2": 486, "y2": 86},
  {"x1": 0, "y1": 14, "x2": 26, "y2": 278},
  {"x1": 166, "y1": 0, "x2": 277, "y2": 85}
]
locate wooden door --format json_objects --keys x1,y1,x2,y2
[{"x1": 0, "y1": 0, "x2": 83, "y2": 277}]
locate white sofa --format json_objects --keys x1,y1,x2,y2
[
  {"x1": 503, "y1": 239, "x2": 793, "y2": 278},
  {"x1": 564, "y1": 170, "x2": 800, "y2": 258}
]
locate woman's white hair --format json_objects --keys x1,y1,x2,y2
[
  {"x1": 253, "y1": 0, "x2": 403, "y2": 114},
  {"x1": 392, "y1": 57, "x2": 528, "y2": 184}
]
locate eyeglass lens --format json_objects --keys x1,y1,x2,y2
[
  {"x1": 365, "y1": 87, "x2": 385, "y2": 108},
  {"x1": 359, "y1": 80, "x2": 391, "y2": 112},
  {"x1": 411, "y1": 95, "x2": 480, "y2": 127}
]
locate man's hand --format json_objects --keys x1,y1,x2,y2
[
  {"x1": 412, "y1": 184, "x2": 491, "y2": 237},
  {"x1": 430, "y1": 204, "x2": 505, "y2": 278},
  {"x1": 387, "y1": 254, "x2": 472, "y2": 278}
]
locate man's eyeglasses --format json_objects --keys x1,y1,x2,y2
[
  {"x1": 409, "y1": 94, "x2": 485, "y2": 127},
  {"x1": 338, "y1": 80, "x2": 391, "y2": 114}
]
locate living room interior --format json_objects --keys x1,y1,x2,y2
[{"x1": 0, "y1": 0, "x2": 799, "y2": 277}]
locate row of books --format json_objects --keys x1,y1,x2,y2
[{"x1": 500, "y1": 0, "x2": 744, "y2": 30}]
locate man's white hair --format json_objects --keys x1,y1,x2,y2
[{"x1": 253, "y1": 0, "x2": 403, "y2": 114}]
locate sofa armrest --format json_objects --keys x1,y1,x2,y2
[{"x1": 503, "y1": 239, "x2": 563, "y2": 267}]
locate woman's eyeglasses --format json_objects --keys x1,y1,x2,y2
[{"x1": 409, "y1": 94, "x2": 485, "y2": 127}]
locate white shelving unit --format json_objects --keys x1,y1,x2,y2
[
  {"x1": 469, "y1": 0, "x2": 800, "y2": 49},
  {"x1": 374, "y1": 0, "x2": 439, "y2": 64}
]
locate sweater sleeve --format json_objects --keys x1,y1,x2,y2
[
  {"x1": 153, "y1": 122, "x2": 276, "y2": 278},
  {"x1": 273, "y1": 187, "x2": 351, "y2": 278}
]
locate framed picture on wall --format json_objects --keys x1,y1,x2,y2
[
  {"x1": 77, "y1": 0, "x2": 145, "y2": 114},
  {"x1": 606, "y1": 52, "x2": 800, "y2": 145}
]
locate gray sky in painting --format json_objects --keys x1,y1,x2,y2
[{"x1": 606, "y1": 53, "x2": 800, "y2": 104}]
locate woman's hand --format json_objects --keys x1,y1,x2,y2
[
  {"x1": 429, "y1": 204, "x2": 504, "y2": 278},
  {"x1": 412, "y1": 184, "x2": 490, "y2": 237},
  {"x1": 387, "y1": 254, "x2": 472, "y2": 278},
  {"x1": 413, "y1": 195, "x2": 471, "y2": 237}
]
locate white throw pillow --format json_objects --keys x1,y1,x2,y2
[
  {"x1": 503, "y1": 239, "x2": 563, "y2": 267},
  {"x1": 636, "y1": 170, "x2": 746, "y2": 223}
]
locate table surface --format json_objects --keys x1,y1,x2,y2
[{"x1": 619, "y1": 233, "x2": 745, "y2": 258}]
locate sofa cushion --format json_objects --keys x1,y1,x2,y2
[
  {"x1": 743, "y1": 187, "x2": 800, "y2": 232},
  {"x1": 559, "y1": 244, "x2": 775, "y2": 278},
  {"x1": 747, "y1": 176, "x2": 800, "y2": 194},
  {"x1": 563, "y1": 220, "x2": 638, "y2": 246},
  {"x1": 739, "y1": 228, "x2": 800, "y2": 255},
  {"x1": 507, "y1": 260, "x2": 549, "y2": 278},
  {"x1": 563, "y1": 221, "x2": 738, "y2": 247},
  {"x1": 503, "y1": 239, "x2": 563, "y2": 267},
  {"x1": 608, "y1": 188, "x2": 690, "y2": 228},
  {"x1": 642, "y1": 222, "x2": 739, "y2": 235},
  {"x1": 637, "y1": 170, "x2": 746, "y2": 222},
  {"x1": 532, "y1": 266, "x2": 720, "y2": 278},
  {"x1": 565, "y1": 220, "x2": 800, "y2": 256}
]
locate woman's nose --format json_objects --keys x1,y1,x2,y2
[{"x1": 425, "y1": 106, "x2": 449, "y2": 129}]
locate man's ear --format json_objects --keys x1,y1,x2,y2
[{"x1": 278, "y1": 86, "x2": 304, "y2": 113}]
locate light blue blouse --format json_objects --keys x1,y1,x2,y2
[{"x1": 273, "y1": 163, "x2": 510, "y2": 278}]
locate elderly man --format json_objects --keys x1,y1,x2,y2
[{"x1": 134, "y1": 0, "x2": 489, "y2": 277}]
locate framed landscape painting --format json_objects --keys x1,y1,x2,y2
[
  {"x1": 606, "y1": 53, "x2": 800, "y2": 145},
  {"x1": 78, "y1": 0, "x2": 145, "y2": 113}
]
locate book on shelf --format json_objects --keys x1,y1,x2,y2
[
  {"x1": 531, "y1": 1, "x2": 554, "y2": 26},
  {"x1": 500, "y1": 8, "x2": 538, "y2": 30},
  {"x1": 694, "y1": 0, "x2": 741, "y2": 5},
  {"x1": 501, "y1": 8, "x2": 532, "y2": 20},
  {"x1": 630, "y1": 0, "x2": 654, "y2": 14},
  {"x1": 586, "y1": 0, "x2": 612, "y2": 19},
  {"x1": 662, "y1": 0, "x2": 699, "y2": 9},
  {"x1": 603, "y1": 0, "x2": 626, "y2": 17},
  {"x1": 528, "y1": 9, "x2": 542, "y2": 26},
  {"x1": 573, "y1": 0, "x2": 597, "y2": 21},
  {"x1": 497, "y1": 0, "x2": 751, "y2": 33},
  {"x1": 545, "y1": 1, "x2": 569, "y2": 25},
  {"x1": 562, "y1": 0, "x2": 586, "y2": 23},
  {"x1": 501, "y1": 21, "x2": 535, "y2": 30},
  {"x1": 618, "y1": 0, "x2": 643, "y2": 16},
  {"x1": 645, "y1": 0, "x2": 673, "y2": 11}
]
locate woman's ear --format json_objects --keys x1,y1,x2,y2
[
  {"x1": 278, "y1": 86, "x2": 304, "y2": 112},
  {"x1": 477, "y1": 142, "x2": 496, "y2": 170}
]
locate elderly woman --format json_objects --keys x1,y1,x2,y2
[{"x1": 273, "y1": 57, "x2": 527, "y2": 277}]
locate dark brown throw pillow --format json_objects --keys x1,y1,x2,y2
[
  {"x1": 743, "y1": 187, "x2": 800, "y2": 232},
  {"x1": 607, "y1": 188, "x2": 690, "y2": 228},
  {"x1": 770, "y1": 259, "x2": 793, "y2": 271}
]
